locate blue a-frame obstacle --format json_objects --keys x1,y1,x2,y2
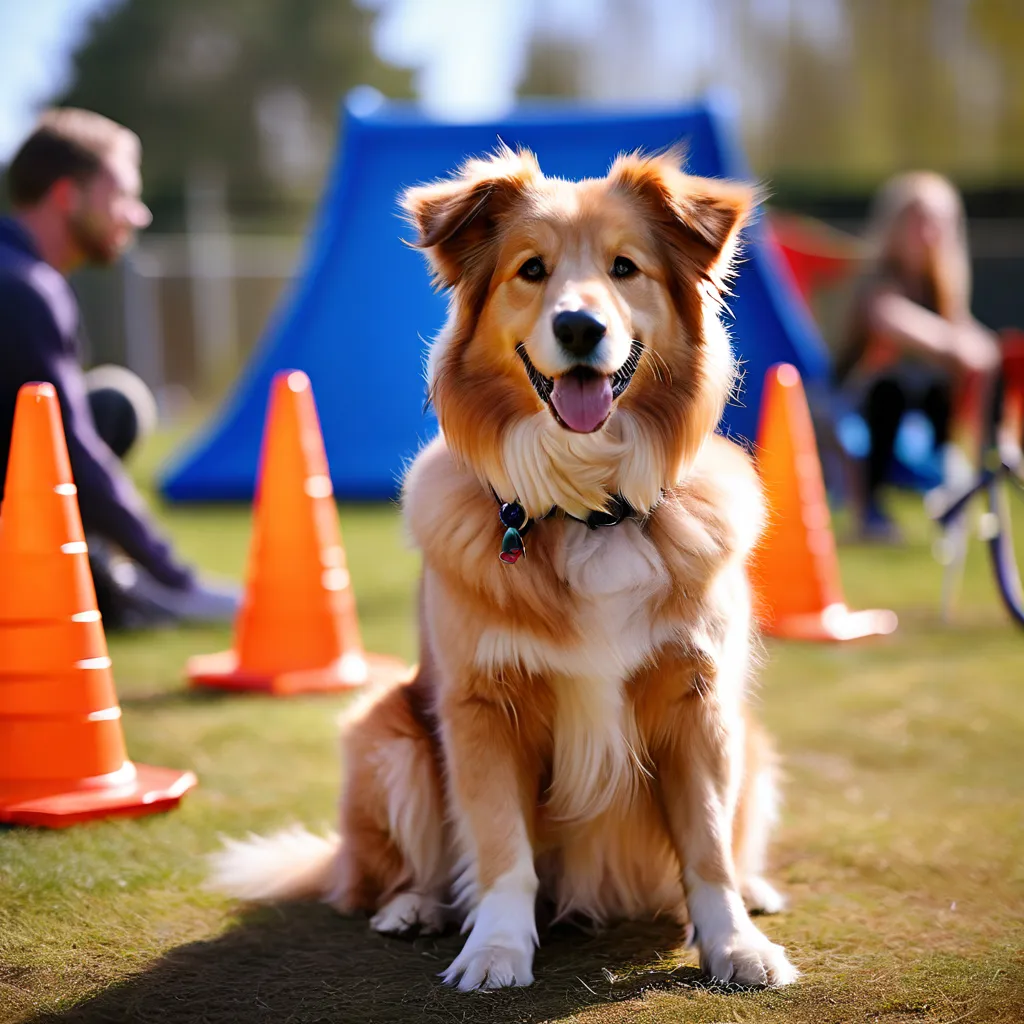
[{"x1": 161, "y1": 94, "x2": 828, "y2": 500}]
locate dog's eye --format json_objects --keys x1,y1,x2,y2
[
  {"x1": 611, "y1": 256, "x2": 638, "y2": 279},
  {"x1": 517, "y1": 257, "x2": 547, "y2": 282}
]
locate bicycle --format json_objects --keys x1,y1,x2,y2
[{"x1": 930, "y1": 329, "x2": 1024, "y2": 627}]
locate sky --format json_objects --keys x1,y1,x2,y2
[{"x1": 0, "y1": 0, "x2": 117, "y2": 160}]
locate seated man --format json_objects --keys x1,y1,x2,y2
[{"x1": 0, "y1": 108, "x2": 238, "y2": 629}]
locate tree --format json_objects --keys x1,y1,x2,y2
[
  {"x1": 516, "y1": 0, "x2": 1024, "y2": 189},
  {"x1": 55, "y1": 0, "x2": 412, "y2": 230}
]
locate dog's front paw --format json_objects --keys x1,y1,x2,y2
[
  {"x1": 442, "y1": 864, "x2": 538, "y2": 990},
  {"x1": 698, "y1": 925, "x2": 797, "y2": 988},
  {"x1": 370, "y1": 891, "x2": 443, "y2": 935},
  {"x1": 442, "y1": 940, "x2": 534, "y2": 991}
]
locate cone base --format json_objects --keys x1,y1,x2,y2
[
  {"x1": 763, "y1": 603, "x2": 898, "y2": 642},
  {"x1": 187, "y1": 649, "x2": 412, "y2": 696},
  {"x1": 0, "y1": 762, "x2": 197, "y2": 828}
]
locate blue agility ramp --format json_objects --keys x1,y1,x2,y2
[{"x1": 160, "y1": 94, "x2": 829, "y2": 501}]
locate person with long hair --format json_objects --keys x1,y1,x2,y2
[{"x1": 835, "y1": 171, "x2": 1000, "y2": 541}]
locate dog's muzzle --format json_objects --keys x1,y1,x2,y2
[{"x1": 516, "y1": 338, "x2": 644, "y2": 406}]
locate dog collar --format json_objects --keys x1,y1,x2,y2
[{"x1": 490, "y1": 488, "x2": 651, "y2": 565}]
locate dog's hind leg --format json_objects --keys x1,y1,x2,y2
[
  {"x1": 208, "y1": 672, "x2": 447, "y2": 927},
  {"x1": 733, "y1": 716, "x2": 786, "y2": 915},
  {"x1": 334, "y1": 673, "x2": 449, "y2": 935}
]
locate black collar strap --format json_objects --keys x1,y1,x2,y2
[
  {"x1": 574, "y1": 494, "x2": 637, "y2": 529},
  {"x1": 490, "y1": 487, "x2": 652, "y2": 564}
]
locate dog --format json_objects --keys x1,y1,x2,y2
[{"x1": 209, "y1": 146, "x2": 798, "y2": 992}]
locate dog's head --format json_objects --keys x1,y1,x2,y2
[{"x1": 403, "y1": 146, "x2": 753, "y2": 518}]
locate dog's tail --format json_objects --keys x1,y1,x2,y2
[{"x1": 206, "y1": 826, "x2": 342, "y2": 904}]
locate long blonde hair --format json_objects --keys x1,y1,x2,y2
[{"x1": 866, "y1": 170, "x2": 971, "y2": 323}]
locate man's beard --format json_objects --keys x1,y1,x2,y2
[{"x1": 68, "y1": 209, "x2": 123, "y2": 266}]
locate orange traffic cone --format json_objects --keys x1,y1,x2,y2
[
  {"x1": 749, "y1": 364, "x2": 897, "y2": 641},
  {"x1": 188, "y1": 371, "x2": 409, "y2": 695},
  {"x1": 0, "y1": 383, "x2": 196, "y2": 827}
]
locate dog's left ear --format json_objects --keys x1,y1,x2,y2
[
  {"x1": 610, "y1": 151, "x2": 756, "y2": 291},
  {"x1": 402, "y1": 146, "x2": 541, "y2": 290}
]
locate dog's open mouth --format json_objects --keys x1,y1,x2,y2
[{"x1": 516, "y1": 339, "x2": 643, "y2": 433}]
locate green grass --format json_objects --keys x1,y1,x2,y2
[{"x1": 1, "y1": 432, "x2": 1023, "y2": 1023}]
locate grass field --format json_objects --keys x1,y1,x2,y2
[{"x1": 1, "y1": 432, "x2": 1023, "y2": 1023}]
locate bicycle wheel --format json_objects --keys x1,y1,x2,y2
[{"x1": 985, "y1": 465, "x2": 1024, "y2": 627}]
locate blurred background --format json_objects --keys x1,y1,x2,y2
[{"x1": 2, "y1": 0, "x2": 1023, "y2": 413}]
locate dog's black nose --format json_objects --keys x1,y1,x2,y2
[{"x1": 552, "y1": 310, "x2": 607, "y2": 358}]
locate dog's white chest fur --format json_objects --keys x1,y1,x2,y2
[
  {"x1": 476, "y1": 519, "x2": 672, "y2": 822},
  {"x1": 558, "y1": 519, "x2": 671, "y2": 676}
]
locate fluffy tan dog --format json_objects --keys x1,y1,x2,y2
[{"x1": 210, "y1": 146, "x2": 797, "y2": 992}]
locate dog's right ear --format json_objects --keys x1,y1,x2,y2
[{"x1": 402, "y1": 146, "x2": 540, "y2": 290}]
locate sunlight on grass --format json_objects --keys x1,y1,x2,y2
[{"x1": 1, "y1": 422, "x2": 1022, "y2": 1022}]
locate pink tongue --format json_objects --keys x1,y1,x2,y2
[{"x1": 550, "y1": 373, "x2": 614, "y2": 433}]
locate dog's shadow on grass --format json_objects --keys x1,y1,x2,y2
[{"x1": 30, "y1": 905, "x2": 708, "y2": 1024}]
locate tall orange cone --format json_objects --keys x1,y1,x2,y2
[
  {"x1": 188, "y1": 371, "x2": 409, "y2": 695},
  {"x1": 0, "y1": 384, "x2": 196, "y2": 827},
  {"x1": 749, "y1": 364, "x2": 897, "y2": 641}
]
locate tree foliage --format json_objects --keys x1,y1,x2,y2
[
  {"x1": 519, "y1": 0, "x2": 1024, "y2": 189},
  {"x1": 55, "y1": 0, "x2": 412, "y2": 229}
]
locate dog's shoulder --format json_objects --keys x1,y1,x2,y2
[
  {"x1": 402, "y1": 436, "x2": 489, "y2": 553},
  {"x1": 692, "y1": 434, "x2": 765, "y2": 558},
  {"x1": 651, "y1": 434, "x2": 765, "y2": 576}
]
